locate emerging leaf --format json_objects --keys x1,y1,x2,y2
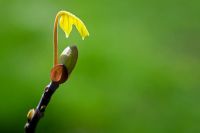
[{"x1": 59, "y1": 11, "x2": 89, "y2": 40}]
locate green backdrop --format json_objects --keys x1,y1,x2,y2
[{"x1": 0, "y1": 0, "x2": 200, "y2": 132}]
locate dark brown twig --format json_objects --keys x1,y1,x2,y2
[
  {"x1": 24, "y1": 82, "x2": 59, "y2": 133},
  {"x1": 24, "y1": 64, "x2": 69, "y2": 133}
]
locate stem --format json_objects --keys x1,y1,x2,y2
[
  {"x1": 53, "y1": 11, "x2": 67, "y2": 67},
  {"x1": 53, "y1": 14, "x2": 59, "y2": 66},
  {"x1": 24, "y1": 82, "x2": 59, "y2": 133}
]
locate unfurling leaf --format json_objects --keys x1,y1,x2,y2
[{"x1": 59, "y1": 11, "x2": 89, "y2": 40}]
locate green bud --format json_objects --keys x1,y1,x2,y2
[{"x1": 60, "y1": 45, "x2": 78, "y2": 75}]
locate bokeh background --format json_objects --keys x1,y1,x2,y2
[{"x1": 0, "y1": 0, "x2": 200, "y2": 132}]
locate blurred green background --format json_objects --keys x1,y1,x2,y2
[{"x1": 0, "y1": 0, "x2": 200, "y2": 132}]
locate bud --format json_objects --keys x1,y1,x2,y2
[
  {"x1": 60, "y1": 45, "x2": 78, "y2": 75},
  {"x1": 27, "y1": 109, "x2": 35, "y2": 121}
]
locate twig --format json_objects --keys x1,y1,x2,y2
[
  {"x1": 24, "y1": 64, "x2": 69, "y2": 133},
  {"x1": 24, "y1": 82, "x2": 59, "y2": 133}
]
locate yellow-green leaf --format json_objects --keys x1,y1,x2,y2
[{"x1": 59, "y1": 11, "x2": 89, "y2": 40}]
